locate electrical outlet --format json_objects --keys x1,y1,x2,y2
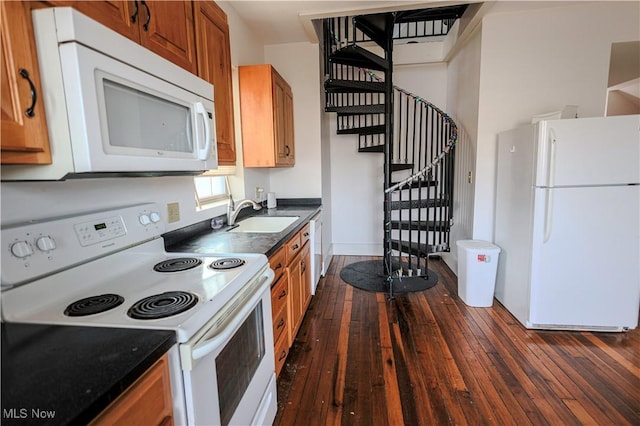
[
  {"x1": 255, "y1": 187, "x2": 264, "y2": 201},
  {"x1": 167, "y1": 202, "x2": 180, "y2": 223}
]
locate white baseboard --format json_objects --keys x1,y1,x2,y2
[
  {"x1": 441, "y1": 252, "x2": 458, "y2": 276},
  {"x1": 332, "y1": 243, "x2": 383, "y2": 256}
]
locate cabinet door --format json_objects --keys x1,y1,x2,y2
[
  {"x1": 195, "y1": 1, "x2": 235, "y2": 165},
  {"x1": 287, "y1": 259, "x2": 302, "y2": 344},
  {"x1": 273, "y1": 71, "x2": 294, "y2": 166},
  {"x1": 71, "y1": 1, "x2": 140, "y2": 42},
  {"x1": 1, "y1": 1, "x2": 52, "y2": 164},
  {"x1": 139, "y1": 1, "x2": 197, "y2": 73},
  {"x1": 90, "y1": 354, "x2": 173, "y2": 426},
  {"x1": 300, "y1": 243, "x2": 312, "y2": 312},
  {"x1": 283, "y1": 85, "x2": 295, "y2": 165}
]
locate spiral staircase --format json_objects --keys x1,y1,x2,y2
[{"x1": 322, "y1": 6, "x2": 466, "y2": 296}]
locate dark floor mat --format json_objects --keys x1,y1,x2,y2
[{"x1": 339, "y1": 259, "x2": 438, "y2": 294}]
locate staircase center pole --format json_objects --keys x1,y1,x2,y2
[{"x1": 383, "y1": 14, "x2": 395, "y2": 280}]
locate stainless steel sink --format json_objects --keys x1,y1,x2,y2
[{"x1": 228, "y1": 216, "x2": 299, "y2": 233}]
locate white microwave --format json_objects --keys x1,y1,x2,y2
[{"x1": 2, "y1": 7, "x2": 217, "y2": 181}]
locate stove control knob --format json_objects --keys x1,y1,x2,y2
[
  {"x1": 11, "y1": 241, "x2": 33, "y2": 258},
  {"x1": 150, "y1": 212, "x2": 161, "y2": 223},
  {"x1": 139, "y1": 214, "x2": 151, "y2": 226},
  {"x1": 36, "y1": 236, "x2": 56, "y2": 252}
]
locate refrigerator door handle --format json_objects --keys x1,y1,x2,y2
[
  {"x1": 543, "y1": 129, "x2": 557, "y2": 243},
  {"x1": 543, "y1": 188, "x2": 554, "y2": 243},
  {"x1": 547, "y1": 128, "x2": 557, "y2": 187}
]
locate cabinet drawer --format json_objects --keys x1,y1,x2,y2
[
  {"x1": 272, "y1": 298, "x2": 288, "y2": 344},
  {"x1": 269, "y1": 246, "x2": 286, "y2": 284},
  {"x1": 271, "y1": 276, "x2": 288, "y2": 322},
  {"x1": 300, "y1": 223, "x2": 311, "y2": 248},
  {"x1": 286, "y1": 232, "x2": 302, "y2": 264},
  {"x1": 274, "y1": 329, "x2": 289, "y2": 377}
]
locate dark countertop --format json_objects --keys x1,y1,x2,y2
[
  {"x1": 166, "y1": 204, "x2": 322, "y2": 257},
  {"x1": 1, "y1": 323, "x2": 175, "y2": 426}
]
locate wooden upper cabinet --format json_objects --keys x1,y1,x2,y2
[
  {"x1": 1, "y1": 1, "x2": 52, "y2": 165},
  {"x1": 71, "y1": 1, "x2": 140, "y2": 42},
  {"x1": 195, "y1": 1, "x2": 236, "y2": 165},
  {"x1": 139, "y1": 1, "x2": 196, "y2": 74},
  {"x1": 276, "y1": 74, "x2": 295, "y2": 166},
  {"x1": 76, "y1": 0, "x2": 197, "y2": 74},
  {"x1": 239, "y1": 64, "x2": 295, "y2": 168}
]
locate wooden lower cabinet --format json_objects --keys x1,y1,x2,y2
[
  {"x1": 90, "y1": 354, "x2": 174, "y2": 426},
  {"x1": 269, "y1": 224, "x2": 312, "y2": 378}
]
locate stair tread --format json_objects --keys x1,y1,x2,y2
[
  {"x1": 390, "y1": 240, "x2": 441, "y2": 256},
  {"x1": 325, "y1": 79, "x2": 386, "y2": 93},
  {"x1": 329, "y1": 45, "x2": 389, "y2": 71},
  {"x1": 328, "y1": 104, "x2": 386, "y2": 114},
  {"x1": 390, "y1": 220, "x2": 450, "y2": 231},
  {"x1": 389, "y1": 178, "x2": 437, "y2": 189},
  {"x1": 395, "y1": 5, "x2": 468, "y2": 24},
  {"x1": 391, "y1": 163, "x2": 413, "y2": 172},
  {"x1": 337, "y1": 124, "x2": 386, "y2": 135},
  {"x1": 359, "y1": 145, "x2": 384, "y2": 153},
  {"x1": 389, "y1": 197, "x2": 449, "y2": 210},
  {"x1": 354, "y1": 14, "x2": 393, "y2": 48}
]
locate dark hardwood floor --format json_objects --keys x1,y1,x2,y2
[{"x1": 274, "y1": 255, "x2": 640, "y2": 425}]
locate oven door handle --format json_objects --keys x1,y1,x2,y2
[{"x1": 187, "y1": 269, "x2": 274, "y2": 365}]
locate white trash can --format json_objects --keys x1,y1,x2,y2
[{"x1": 456, "y1": 240, "x2": 501, "y2": 307}]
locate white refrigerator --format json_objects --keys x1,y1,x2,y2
[{"x1": 495, "y1": 115, "x2": 640, "y2": 331}]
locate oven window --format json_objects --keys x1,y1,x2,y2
[{"x1": 216, "y1": 301, "x2": 265, "y2": 426}]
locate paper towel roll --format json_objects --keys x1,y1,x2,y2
[{"x1": 267, "y1": 192, "x2": 277, "y2": 209}]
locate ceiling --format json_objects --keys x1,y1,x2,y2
[
  {"x1": 221, "y1": 1, "x2": 587, "y2": 46},
  {"x1": 221, "y1": 1, "x2": 463, "y2": 45}
]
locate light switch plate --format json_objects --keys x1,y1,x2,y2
[{"x1": 167, "y1": 202, "x2": 180, "y2": 223}]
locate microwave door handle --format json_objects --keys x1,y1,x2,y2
[
  {"x1": 195, "y1": 102, "x2": 212, "y2": 161},
  {"x1": 191, "y1": 269, "x2": 274, "y2": 361}
]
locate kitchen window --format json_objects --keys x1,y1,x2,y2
[{"x1": 194, "y1": 170, "x2": 234, "y2": 208}]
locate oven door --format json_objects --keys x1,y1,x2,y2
[{"x1": 179, "y1": 267, "x2": 276, "y2": 426}]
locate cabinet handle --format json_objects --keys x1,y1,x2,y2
[
  {"x1": 130, "y1": 0, "x2": 139, "y2": 23},
  {"x1": 303, "y1": 232, "x2": 309, "y2": 237},
  {"x1": 278, "y1": 350, "x2": 287, "y2": 361},
  {"x1": 274, "y1": 262, "x2": 282, "y2": 270},
  {"x1": 278, "y1": 289, "x2": 287, "y2": 299},
  {"x1": 18, "y1": 69, "x2": 37, "y2": 118},
  {"x1": 276, "y1": 318, "x2": 285, "y2": 329},
  {"x1": 285, "y1": 145, "x2": 290, "y2": 156},
  {"x1": 292, "y1": 244, "x2": 299, "y2": 250},
  {"x1": 141, "y1": 0, "x2": 151, "y2": 31},
  {"x1": 301, "y1": 261, "x2": 306, "y2": 273}
]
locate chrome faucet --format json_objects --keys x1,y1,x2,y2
[{"x1": 227, "y1": 196, "x2": 262, "y2": 225}]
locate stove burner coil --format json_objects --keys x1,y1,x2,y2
[
  {"x1": 209, "y1": 258, "x2": 246, "y2": 270},
  {"x1": 127, "y1": 291, "x2": 198, "y2": 320},
  {"x1": 153, "y1": 257, "x2": 202, "y2": 273},
  {"x1": 64, "y1": 294, "x2": 125, "y2": 317}
]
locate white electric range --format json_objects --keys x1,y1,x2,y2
[{"x1": 1, "y1": 203, "x2": 277, "y2": 425}]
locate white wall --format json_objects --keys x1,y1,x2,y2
[
  {"x1": 472, "y1": 1, "x2": 640, "y2": 242},
  {"x1": 443, "y1": 27, "x2": 482, "y2": 273},
  {"x1": 219, "y1": 1, "x2": 269, "y2": 201},
  {"x1": 329, "y1": 61, "x2": 449, "y2": 255},
  {"x1": 264, "y1": 42, "x2": 322, "y2": 199}
]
